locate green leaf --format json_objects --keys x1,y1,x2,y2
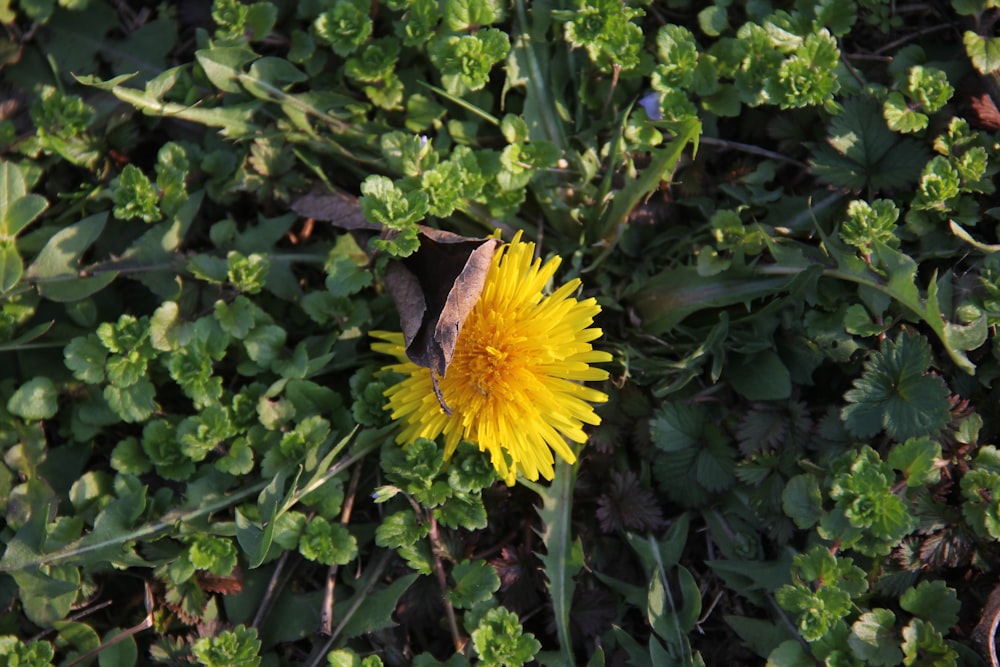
[
  {"x1": 192, "y1": 625, "x2": 261, "y2": 667},
  {"x1": 0, "y1": 637, "x2": 55, "y2": 664},
  {"x1": 0, "y1": 241, "x2": 22, "y2": 293},
  {"x1": 0, "y1": 161, "x2": 28, "y2": 214},
  {"x1": 112, "y1": 165, "x2": 161, "y2": 223},
  {"x1": 600, "y1": 117, "x2": 700, "y2": 240},
  {"x1": 13, "y1": 563, "x2": 81, "y2": 627},
  {"x1": 299, "y1": 516, "x2": 358, "y2": 566},
  {"x1": 195, "y1": 46, "x2": 257, "y2": 94},
  {"x1": 900, "y1": 618, "x2": 957, "y2": 666},
  {"x1": 560, "y1": 0, "x2": 645, "y2": 71},
  {"x1": 447, "y1": 560, "x2": 501, "y2": 609},
  {"x1": 434, "y1": 492, "x2": 488, "y2": 530},
  {"x1": 815, "y1": 0, "x2": 857, "y2": 36},
  {"x1": 3, "y1": 194, "x2": 48, "y2": 238},
  {"x1": 189, "y1": 535, "x2": 238, "y2": 577},
  {"x1": 766, "y1": 640, "x2": 812, "y2": 666},
  {"x1": 900, "y1": 580, "x2": 960, "y2": 633},
  {"x1": 28, "y1": 213, "x2": 116, "y2": 302},
  {"x1": 359, "y1": 175, "x2": 427, "y2": 237},
  {"x1": 841, "y1": 333, "x2": 951, "y2": 441},
  {"x1": 848, "y1": 609, "x2": 901, "y2": 667},
  {"x1": 243, "y1": 324, "x2": 286, "y2": 368},
  {"x1": 810, "y1": 97, "x2": 927, "y2": 190},
  {"x1": 650, "y1": 403, "x2": 703, "y2": 452},
  {"x1": 442, "y1": 0, "x2": 505, "y2": 31},
  {"x1": 105, "y1": 379, "x2": 157, "y2": 423},
  {"x1": 428, "y1": 29, "x2": 510, "y2": 95},
  {"x1": 374, "y1": 511, "x2": 429, "y2": 549},
  {"x1": 728, "y1": 350, "x2": 791, "y2": 400},
  {"x1": 883, "y1": 91, "x2": 928, "y2": 134},
  {"x1": 698, "y1": 5, "x2": 728, "y2": 37},
  {"x1": 216, "y1": 438, "x2": 254, "y2": 476},
  {"x1": 631, "y1": 265, "x2": 797, "y2": 335},
  {"x1": 337, "y1": 574, "x2": 419, "y2": 640},
  {"x1": 314, "y1": 0, "x2": 372, "y2": 57},
  {"x1": 523, "y1": 453, "x2": 581, "y2": 667},
  {"x1": 782, "y1": 474, "x2": 823, "y2": 529},
  {"x1": 963, "y1": 30, "x2": 1000, "y2": 74},
  {"x1": 99, "y1": 628, "x2": 138, "y2": 667},
  {"x1": 648, "y1": 565, "x2": 702, "y2": 643},
  {"x1": 888, "y1": 437, "x2": 942, "y2": 486},
  {"x1": 7, "y1": 377, "x2": 58, "y2": 421},
  {"x1": 471, "y1": 607, "x2": 541, "y2": 667}
]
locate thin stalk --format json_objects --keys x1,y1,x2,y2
[
  {"x1": 429, "y1": 513, "x2": 465, "y2": 654},
  {"x1": 306, "y1": 549, "x2": 393, "y2": 667},
  {"x1": 699, "y1": 136, "x2": 809, "y2": 170},
  {"x1": 251, "y1": 549, "x2": 296, "y2": 630},
  {"x1": 320, "y1": 460, "x2": 364, "y2": 636}
]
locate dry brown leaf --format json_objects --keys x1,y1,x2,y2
[
  {"x1": 385, "y1": 227, "x2": 500, "y2": 409},
  {"x1": 290, "y1": 184, "x2": 378, "y2": 231}
]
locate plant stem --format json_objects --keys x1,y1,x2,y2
[{"x1": 429, "y1": 512, "x2": 465, "y2": 654}]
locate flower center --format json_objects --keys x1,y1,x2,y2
[{"x1": 449, "y1": 309, "x2": 527, "y2": 403}]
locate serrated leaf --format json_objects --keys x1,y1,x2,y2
[
  {"x1": 104, "y1": 380, "x2": 157, "y2": 423},
  {"x1": 811, "y1": 97, "x2": 927, "y2": 190},
  {"x1": 841, "y1": 333, "x2": 950, "y2": 441},
  {"x1": 849, "y1": 609, "x2": 901, "y2": 666},
  {"x1": 447, "y1": 560, "x2": 500, "y2": 609},
  {"x1": 374, "y1": 511, "x2": 430, "y2": 549},
  {"x1": 900, "y1": 580, "x2": 960, "y2": 633},
  {"x1": 650, "y1": 403, "x2": 704, "y2": 452},
  {"x1": 964, "y1": 31, "x2": 1000, "y2": 75},
  {"x1": 888, "y1": 437, "x2": 942, "y2": 486},
  {"x1": 695, "y1": 441, "x2": 735, "y2": 492},
  {"x1": 64, "y1": 334, "x2": 108, "y2": 384},
  {"x1": 434, "y1": 492, "x2": 487, "y2": 530},
  {"x1": 883, "y1": 92, "x2": 928, "y2": 134}
]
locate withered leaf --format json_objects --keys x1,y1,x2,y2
[
  {"x1": 385, "y1": 227, "x2": 500, "y2": 381},
  {"x1": 291, "y1": 184, "x2": 379, "y2": 231}
]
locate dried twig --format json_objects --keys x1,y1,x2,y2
[
  {"x1": 320, "y1": 461, "x2": 365, "y2": 636},
  {"x1": 64, "y1": 582, "x2": 155, "y2": 667}
]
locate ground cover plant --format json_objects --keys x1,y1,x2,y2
[{"x1": 3, "y1": 0, "x2": 1000, "y2": 664}]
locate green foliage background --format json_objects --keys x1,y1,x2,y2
[{"x1": 1, "y1": 0, "x2": 1000, "y2": 665}]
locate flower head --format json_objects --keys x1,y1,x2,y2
[{"x1": 372, "y1": 233, "x2": 611, "y2": 485}]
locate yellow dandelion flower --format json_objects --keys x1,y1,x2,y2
[{"x1": 372, "y1": 232, "x2": 612, "y2": 485}]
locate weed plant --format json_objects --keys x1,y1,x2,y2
[{"x1": 1, "y1": 0, "x2": 1000, "y2": 665}]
